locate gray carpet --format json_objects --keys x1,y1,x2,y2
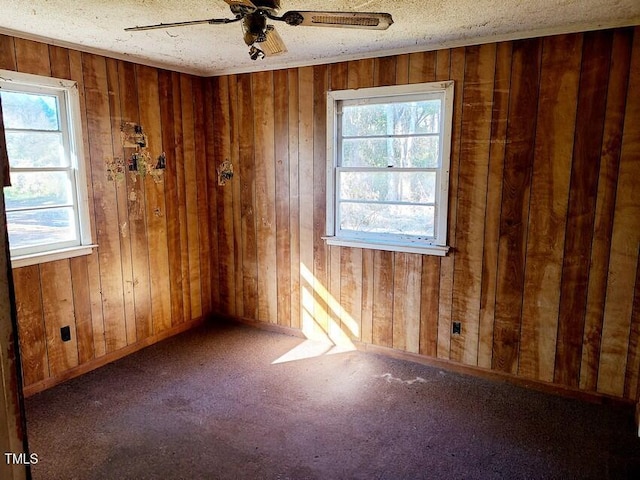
[{"x1": 25, "y1": 319, "x2": 640, "y2": 479}]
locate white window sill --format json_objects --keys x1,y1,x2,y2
[
  {"x1": 324, "y1": 237, "x2": 450, "y2": 256},
  {"x1": 10, "y1": 244, "x2": 98, "y2": 269}
]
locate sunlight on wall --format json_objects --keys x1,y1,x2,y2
[{"x1": 272, "y1": 263, "x2": 359, "y2": 365}]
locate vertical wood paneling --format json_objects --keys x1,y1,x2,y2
[
  {"x1": 478, "y1": 41, "x2": 512, "y2": 369},
  {"x1": 274, "y1": 69, "x2": 291, "y2": 327},
  {"x1": 212, "y1": 76, "x2": 236, "y2": 317},
  {"x1": 158, "y1": 71, "x2": 185, "y2": 327},
  {"x1": 451, "y1": 43, "x2": 496, "y2": 366},
  {"x1": 12, "y1": 267, "x2": 47, "y2": 385},
  {"x1": 193, "y1": 78, "x2": 214, "y2": 315},
  {"x1": 493, "y1": 38, "x2": 542, "y2": 374},
  {"x1": 83, "y1": 53, "x2": 126, "y2": 354},
  {"x1": 555, "y1": 31, "x2": 613, "y2": 387},
  {"x1": 180, "y1": 74, "x2": 203, "y2": 320},
  {"x1": 287, "y1": 69, "x2": 300, "y2": 330},
  {"x1": 106, "y1": 58, "x2": 137, "y2": 345},
  {"x1": 581, "y1": 29, "x2": 634, "y2": 391},
  {"x1": 437, "y1": 47, "x2": 463, "y2": 360},
  {"x1": 372, "y1": 251, "x2": 394, "y2": 348},
  {"x1": 6, "y1": 37, "x2": 220, "y2": 393},
  {"x1": 118, "y1": 61, "x2": 152, "y2": 341},
  {"x1": 253, "y1": 71, "x2": 278, "y2": 324},
  {"x1": 518, "y1": 34, "x2": 582, "y2": 382},
  {"x1": 598, "y1": 29, "x2": 640, "y2": 398},
  {"x1": 393, "y1": 253, "x2": 422, "y2": 353},
  {"x1": 40, "y1": 261, "x2": 78, "y2": 376},
  {"x1": 8, "y1": 29, "x2": 640, "y2": 402}
]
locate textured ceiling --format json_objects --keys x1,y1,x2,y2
[{"x1": 1, "y1": 0, "x2": 639, "y2": 77}]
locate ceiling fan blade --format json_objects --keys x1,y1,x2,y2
[
  {"x1": 281, "y1": 11, "x2": 393, "y2": 30},
  {"x1": 260, "y1": 27, "x2": 287, "y2": 56},
  {"x1": 223, "y1": 0, "x2": 256, "y2": 9},
  {"x1": 125, "y1": 17, "x2": 238, "y2": 31}
]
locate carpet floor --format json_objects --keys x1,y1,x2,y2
[{"x1": 25, "y1": 319, "x2": 640, "y2": 479}]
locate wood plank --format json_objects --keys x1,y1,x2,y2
[
  {"x1": 204, "y1": 79, "x2": 220, "y2": 314},
  {"x1": 420, "y1": 256, "x2": 441, "y2": 357},
  {"x1": 158, "y1": 70, "x2": 185, "y2": 326},
  {"x1": 492, "y1": 38, "x2": 542, "y2": 374},
  {"x1": 14, "y1": 38, "x2": 50, "y2": 75},
  {"x1": 555, "y1": 31, "x2": 612, "y2": 387},
  {"x1": 48, "y1": 45, "x2": 70, "y2": 79},
  {"x1": 12, "y1": 266, "x2": 48, "y2": 385},
  {"x1": 172, "y1": 70, "x2": 192, "y2": 323},
  {"x1": 274, "y1": 69, "x2": 291, "y2": 326},
  {"x1": 136, "y1": 65, "x2": 172, "y2": 334},
  {"x1": 106, "y1": 58, "x2": 137, "y2": 346},
  {"x1": 408, "y1": 51, "x2": 436, "y2": 84},
  {"x1": 313, "y1": 65, "x2": 329, "y2": 334},
  {"x1": 393, "y1": 253, "x2": 422, "y2": 353},
  {"x1": 83, "y1": 53, "x2": 127, "y2": 354},
  {"x1": 450, "y1": 43, "x2": 496, "y2": 366},
  {"x1": 361, "y1": 249, "x2": 374, "y2": 344},
  {"x1": 229, "y1": 75, "x2": 245, "y2": 318},
  {"x1": 348, "y1": 59, "x2": 374, "y2": 88},
  {"x1": 374, "y1": 56, "x2": 397, "y2": 87},
  {"x1": 340, "y1": 248, "x2": 363, "y2": 341},
  {"x1": 238, "y1": 73, "x2": 258, "y2": 320},
  {"x1": 40, "y1": 260, "x2": 79, "y2": 376},
  {"x1": 179, "y1": 74, "x2": 203, "y2": 319},
  {"x1": 252, "y1": 70, "x2": 278, "y2": 324},
  {"x1": 328, "y1": 246, "x2": 342, "y2": 341},
  {"x1": 0, "y1": 34, "x2": 17, "y2": 70},
  {"x1": 288, "y1": 68, "x2": 300, "y2": 329},
  {"x1": 518, "y1": 34, "x2": 582, "y2": 382},
  {"x1": 372, "y1": 250, "x2": 394, "y2": 348},
  {"x1": 437, "y1": 47, "x2": 464, "y2": 360},
  {"x1": 69, "y1": 49, "x2": 104, "y2": 355},
  {"x1": 118, "y1": 60, "x2": 152, "y2": 341},
  {"x1": 212, "y1": 76, "x2": 236, "y2": 316},
  {"x1": 193, "y1": 77, "x2": 214, "y2": 315},
  {"x1": 395, "y1": 54, "x2": 409, "y2": 84},
  {"x1": 298, "y1": 67, "x2": 316, "y2": 337},
  {"x1": 478, "y1": 41, "x2": 513, "y2": 369},
  {"x1": 69, "y1": 257, "x2": 94, "y2": 364},
  {"x1": 581, "y1": 29, "x2": 633, "y2": 391},
  {"x1": 598, "y1": 29, "x2": 640, "y2": 397}
]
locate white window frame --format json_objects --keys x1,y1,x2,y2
[
  {"x1": 325, "y1": 81, "x2": 454, "y2": 256},
  {"x1": 0, "y1": 69, "x2": 95, "y2": 268}
]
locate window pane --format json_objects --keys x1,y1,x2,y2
[
  {"x1": 340, "y1": 203, "x2": 435, "y2": 237},
  {"x1": 4, "y1": 172, "x2": 73, "y2": 210},
  {"x1": 0, "y1": 90, "x2": 60, "y2": 130},
  {"x1": 6, "y1": 207, "x2": 77, "y2": 249},
  {"x1": 342, "y1": 136, "x2": 439, "y2": 168},
  {"x1": 340, "y1": 171, "x2": 436, "y2": 204},
  {"x1": 342, "y1": 100, "x2": 441, "y2": 137},
  {"x1": 6, "y1": 131, "x2": 67, "y2": 168}
]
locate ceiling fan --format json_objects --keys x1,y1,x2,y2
[{"x1": 125, "y1": 0, "x2": 394, "y2": 60}]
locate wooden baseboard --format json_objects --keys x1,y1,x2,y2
[
  {"x1": 223, "y1": 314, "x2": 634, "y2": 409},
  {"x1": 23, "y1": 317, "x2": 205, "y2": 397}
]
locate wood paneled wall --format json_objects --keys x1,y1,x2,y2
[
  {"x1": 0, "y1": 35, "x2": 216, "y2": 393},
  {"x1": 210, "y1": 27, "x2": 640, "y2": 401}
]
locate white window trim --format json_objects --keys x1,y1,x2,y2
[
  {"x1": 0, "y1": 69, "x2": 96, "y2": 267},
  {"x1": 325, "y1": 81, "x2": 454, "y2": 256}
]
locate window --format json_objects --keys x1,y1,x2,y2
[
  {"x1": 0, "y1": 70, "x2": 94, "y2": 268},
  {"x1": 325, "y1": 81, "x2": 454, "y2": 256}
]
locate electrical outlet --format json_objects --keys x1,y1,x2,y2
[
  {"x1": 60, "y1": 326, "x2": 71, "y2": 342},
  {"x1": 452, "y1": 322, "x2": 461, "y2": 335}
]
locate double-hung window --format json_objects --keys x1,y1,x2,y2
[
  {"x1": 0, "y1": 70, "x2": 93, "y2": 267},
  {"x1": 325, "y1": 81, "x2": 454, "y2": 256}
]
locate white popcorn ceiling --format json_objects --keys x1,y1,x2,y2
[{"x1": 0, "y1": 0, "x2": 638, "y2": 76}]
